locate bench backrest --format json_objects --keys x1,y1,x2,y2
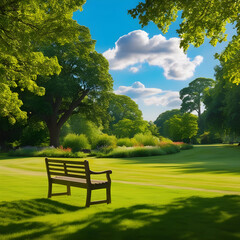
[{"x1": 45, "y1": 158, "x2": 91, "y2": 183}]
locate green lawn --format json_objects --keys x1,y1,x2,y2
[{"x1": 1, "y1": 145, "x2": 240, "y2": 240}]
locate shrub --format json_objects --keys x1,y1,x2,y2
[
  {"x1": 8, "y1": 146, "x2": 38, "y2": 157},
  {"x1": 159, "y1": 136, "x2": 173, "y2": 144},
  {"x1": 180, "y1": 143, "x2": 193, "y2": 150},
  {"x1": 92, "y1": 134, "x2": 117, "y2": 150},
  {"x1": 200, "y1": 131, "x2": 222, "y2": 144},
  {"x1": 63, "y1": 134, "x2": 90, "y2": 152},
  {"x1": 97, "y1": 144, "x2": 180, "y2": 158},
  {"x1": 9, "y1": 147, "x2": 87, "y2": 158},
  {"x1": 134, "y1": 133, "x2": 159, "y2": 146},
  {"x1": 173, "y1": 142, "x2": 193, "y2": 150},
  {"x1": 117, "y1": 138, "x2": 135, "y2": 147}
]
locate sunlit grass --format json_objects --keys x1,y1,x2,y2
[{"x1": 1, "y1": 144, "x2": 240, "y2": 239}]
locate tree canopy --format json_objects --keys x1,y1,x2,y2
[
  {"x1": 180, "y1": 78, "x2": 214, "y2": 118},
  {"x1": 105, "y1": 94, "x2": 143, "y2": 134},
  {"x1": 154, "y1": 109, "x2": 181, "y2": 136},
  {"x1": 112, "y1": 118, "x2": 149, "y2": 138},
  {"x1": 204, "y1": 61, "x2": 240, "y2": 138},
  {"x1": 165, "y1": 113, "x2": 198, "y2": 142},
  {"x1": 129, "y1": 0, "x2": 240, "y2": 84},
  {"x1": 0, "y1": 0, "x2": 86, "y2": 123},
  {"x1": 21, "y1": 27, "x2": 113, "y2": 147}
]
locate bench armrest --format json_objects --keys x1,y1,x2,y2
[
  {"x1": 90, "y1": 170, "x2": 112, "y2": 182},
  {"x1": 90, "y1": 170, "x2": 112, "y2": 175}
]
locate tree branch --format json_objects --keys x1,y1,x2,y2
[{"x1": 57, "y1": 90, "x2": 90, "y2": 128}]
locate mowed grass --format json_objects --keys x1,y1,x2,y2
[{"x1": 1, "y1": 145, "x2": 240, "y2": 240}]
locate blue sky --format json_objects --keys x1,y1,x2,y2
[{"x1": 73, "y1": 0, "x2": 235, "y2": 121}]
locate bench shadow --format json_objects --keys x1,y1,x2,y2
[{"x1": 1, "y1": 195, "x2": 240, "y2": 240}]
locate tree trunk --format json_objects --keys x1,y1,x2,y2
[
  {"x1": 45, "y1": 91, "x2": 90, "y2": 147},
  {"x1": 46, "y1": 115, "x2": 61, "y2": 148},
  {"x1": 48, "y1": 123, "x2": 61, "y2": 147}
]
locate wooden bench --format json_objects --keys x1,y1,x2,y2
[{"x1": 45, "y1": 158, "x2": 112, "y2": 207}]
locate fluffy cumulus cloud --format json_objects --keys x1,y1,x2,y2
[
  {"x1": 103, "y1": 30, "x2": 203, "y2": 80},
  {"x1": 115, "y1": 81, "x2": 181, "y2": 108}
]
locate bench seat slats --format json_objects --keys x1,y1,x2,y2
[
  {"x1": 66, "y1": 174, "x2": 87, "y2": 179},
  {"x1": 49, "y1": 171, "x2": 87, "y2": 179},
  {"x1": 53, "y1": 176, "x2": 107, "y2": 184}
]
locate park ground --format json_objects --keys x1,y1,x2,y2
[{"x1": 1, "y1": 144, "x2": 240, "y2": 240}]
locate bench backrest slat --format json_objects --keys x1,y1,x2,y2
[
  {"x1": 48, "y1": 163, "x2": 65, "y2": 167},
  {"x1": 66, "y1": 169, "x2": 86, "y2": 174},
  {"x1": 45, "y1": 158, "x2": 90, "y2": 183},
  {"x1": 64, "y1": 164, "x2": 86, "y2": 169},
  {"x1": 47, "y1": 159, "x2": 86, "y2": 165}
]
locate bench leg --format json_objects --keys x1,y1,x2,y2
[
  {"x1": 106, "y1": 185, "x2": 111, "y2": 204},
  {"x1": 86, "y1": 189, "x2": 91, "y2": 207},
  {"x1": 67, "y1": 185, "x2": 71, "y2": 195},
  {"x1": 48, "y1": 182, "x2": 52, "y2": 198}
]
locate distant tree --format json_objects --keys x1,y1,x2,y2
[
  {"x1": 129, "y1": 0, "x2": 240, "y2": 84},
  {"x1": 154, "y1": 109, "x2": 181, "y2": 136},
  {"x1": 165, "y1": 113, "x2": 198, "y2": 142},
  {"x1": 21, "y1": 27, "x2": 113, "y2": 147},
  {"x1": 105, "y1": 94, "x2": 143, "y2": 134},
  {"x1": 112, "y1": 119, "x2": 149, "y2": 138},
  {"x1": 147, "y1": 121, "x2": 160, "y2": 137},
  {"x1": 0, "y1": 0, "x2": 86, "y2": 123},
  {"x1": 180, "y1": 78, "x2": 214, "y2": 118}
]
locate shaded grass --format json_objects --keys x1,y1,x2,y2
[{"x1": 1, "y1": 144, "x2": 240, "y2": 239}]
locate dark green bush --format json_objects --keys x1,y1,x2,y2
[
  {"x1": 200, "y1": 131, "x2": 222, "y2": 144},
  {"x1": 20, "y1": 121, "x2": 49, "y2": 146},
  {"x1": 179, "y1": 143, "x2": 193, "y2": 150},
  {"x1": 63, "y1": 134, "x2": 90, "y2": 152}
]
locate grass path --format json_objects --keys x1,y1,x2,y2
[{"x1": 1, "y1": 144, "x2": 240, "y2": 240}]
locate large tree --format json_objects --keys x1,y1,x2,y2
[
  {"x1": 0, "y1": 0, "x2": 86, "y2": 123},
  {"x1": 204, "y1": 62, "x2": 240, "y2": 139},
  {"x1": 21, "y1": 27, "x2": 113, "y2": 147},
  {"x1": 129, "y1": 0, "x2": 240, "y2": 84},
  {"x1": 180, "y1": 78, "x2": 214, "y2": 118}
]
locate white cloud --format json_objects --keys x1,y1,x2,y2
[
  {"x1": 130, "y1": 66, "x2": 140, "y2": 73},
  {"x1": 103, "y1": 30, "x2": 203, "y2": 80},
  {"x1": 115, "y1": 81, "x2": 181, "y2": 108},
  {"x1": 143, "y1": 92, "x2": 181, "y2": 107},
  {"x1": 115, "y1": 81, "x2": 162, "y2": 99}
]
